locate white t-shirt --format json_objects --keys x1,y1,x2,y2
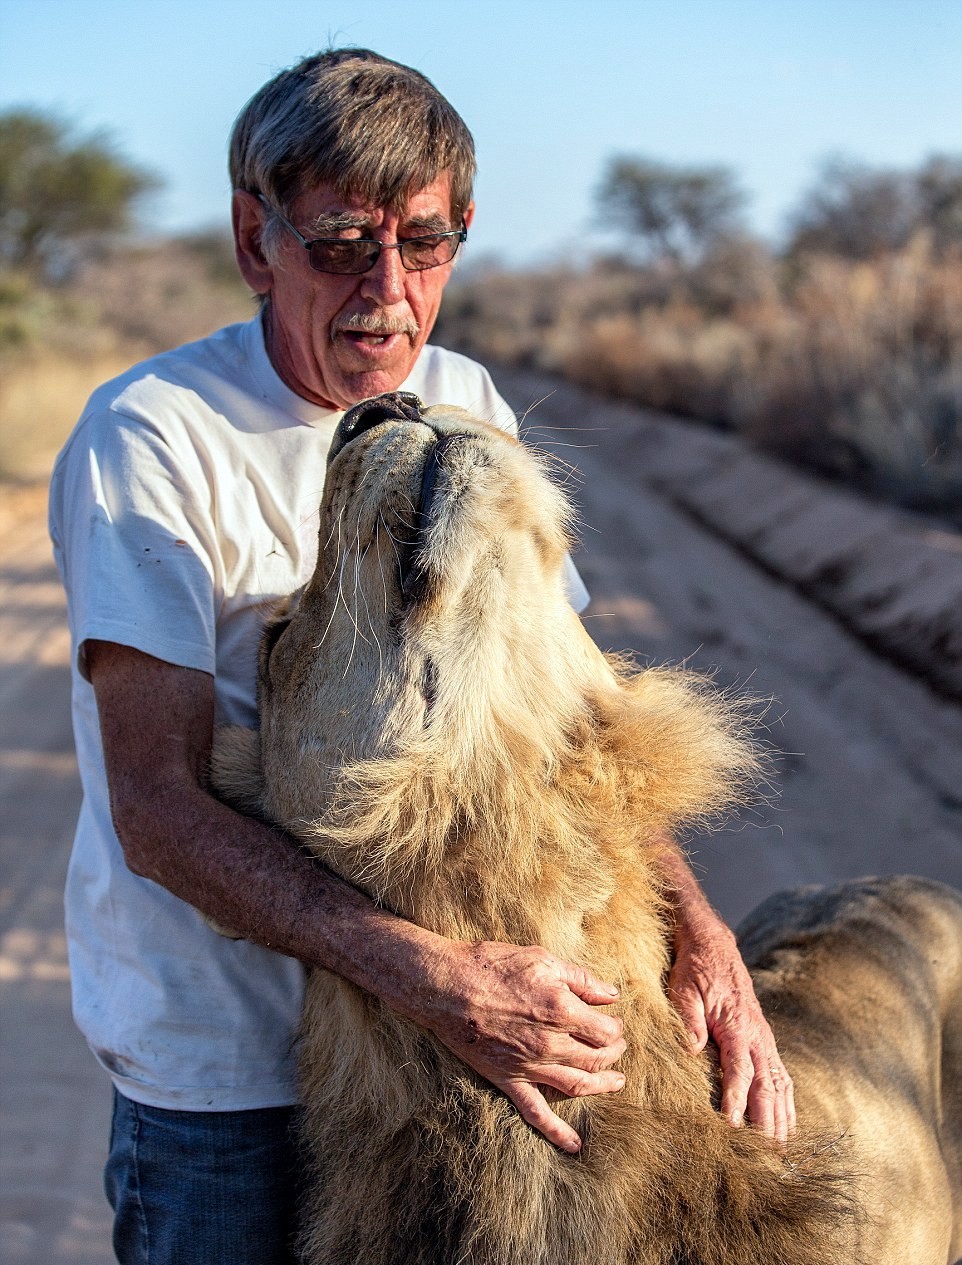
[{"x1": 49, "y1": 313, "x2": 589, "y2": 1110}]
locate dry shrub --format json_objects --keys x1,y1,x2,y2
[
  {"x1": 0, "y1": 349, "x2": 139, "y2": 479},
  {"x1": 437, "y1": 236, "x2": 962, "y2": 521},
  {"x1": 69, "y1": 235, "x2": 253, "y2": 352},
  {"x1": 0, "y1": 235, "x2": 252, "y2": 481}
]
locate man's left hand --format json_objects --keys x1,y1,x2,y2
[
  {"x1": 653, "y1": 835, "x2": 796, "y2": 1142},
  {"x1": 668, "y1": 916, "x2": 796, "y2": 1142}
]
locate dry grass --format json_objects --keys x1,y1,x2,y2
[
  {"x1": 437, "y1": 236, "x2": 962, "y2": 522},
  {"x1": 0, "y1": 350, "x2": 140, "y2": 480},
  {"x1": 0, "y1": 235, "x2": 252, "y2": 482}
]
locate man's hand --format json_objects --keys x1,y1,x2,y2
[
  {"x1": 410, "y1": 939, "x2": 626, "y2": 1153},
  {"x1": 668, "y1": 918, "x2": 795, "y2": 1141},
  {"x1": 656, "y1": 838, "x2": 796, "y2": 1142}
]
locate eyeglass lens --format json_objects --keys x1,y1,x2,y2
[{"x1": 307, "y1": 231, "x2": 463, "y2": 275}]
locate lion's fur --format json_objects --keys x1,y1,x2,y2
[{"x1": 211, "y1": 398, "x2": 962, "y2": 1264}]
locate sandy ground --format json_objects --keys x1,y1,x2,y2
[
  {"x1": 1, "y1": 380, "x2": 960, "y2": 1264},
  {"x1": 0, "y1": 487, "x2": 112, "y2": 1264}
]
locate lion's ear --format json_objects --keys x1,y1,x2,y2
[{"x1": 209, "y1": 725, "x2": 265, "y2": 818}]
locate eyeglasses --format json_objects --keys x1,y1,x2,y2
[{"x1": 260, "y1": 198, "x2": 467, "y2": 275}]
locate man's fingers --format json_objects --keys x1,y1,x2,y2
[
  {"x1": 764, "y1": 1061, "x2": 795, "y2": 1143},
  {"x1": 503, "y1": 1063, "x2": 628, "y2": 1154},
  {"x1": 557, "y1": 959, "x2": 620, "y2": 1008},
  {"x1": 505, "y1": 1081, "x2": 583, "y2": 1153},
  {"x1": 726, "y1": 1046, "x2": 795, "y2": 1140},
  {"x1": 719, "y1": 1050, "x2": 755, "y2": 1126},
  {"x1": 784, "y1": 1072, "x2": 797, "y2": 1136},
  {"x1": 547, "y1": 966, "x2": 624, "y2": 1048},
  {"x1": 544, "y1": 1065, "x2": 627, "y2": 1100},
  {"x1": 556, "y1": 1022, "x2": 630, "y2": 1062},
  {"x1": 742, "y1": 1063, "x2": 776, "y2": 1135},
  {"x1": 667, "y1": 972, "x2": 710, "y2": 1053},
  {"x1": 773, "y1": 1087, "x2": 789, "y2": 1144}
]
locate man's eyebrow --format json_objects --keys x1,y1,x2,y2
[
  {"x1": 303, "y1": 210, "x2": 456, "y2": 236},
  {"x1": 402, "y1": 212, "x2": 454, "y2": 234},
  {"x1": 305, "y1": 211, "x2": 370, "y2": 235}
]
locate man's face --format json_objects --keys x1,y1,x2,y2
[{"x1": 249, "y1": 174, "x2": 471, "y2": 411}]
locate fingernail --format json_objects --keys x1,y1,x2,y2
[
  {"x1": 605, "y1": 984, "x2": 619, "y2": 997},
  {"x1": 614, "y1": 1075, "x2": 625, "y2": 1091},
  {"x1": 729, "y1": 1110, "x2": 743, "y2": 1127}
]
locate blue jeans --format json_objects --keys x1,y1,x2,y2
[{"x1": 104, "y1": 1088, "x2": 303, "y2": 1265}]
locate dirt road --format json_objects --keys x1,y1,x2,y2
[
  {"x1": 0, "y1": 488, "x2": 111, "y2": 1264},
  {"x1": 1, "y1": 380, "x2": 960, "y2": 1264}
]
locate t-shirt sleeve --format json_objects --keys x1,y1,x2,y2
[{"x1": 50, "y1": 408, "x2": 222, "y2": 681}]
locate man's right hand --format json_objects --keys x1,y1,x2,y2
[{"x1": 406, "y1": 938, "x2": 627, "y2": 1153}]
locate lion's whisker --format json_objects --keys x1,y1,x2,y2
[
  {"x1": 322, "y1": 503, "x2": 345, "y2": 553},
  {"x1": 517, "y1": 391, "x2": 557, "y2": 425},
  {"x1": 375, "y1": 522, "x2": 390, "y2": 618},
  {"x1": 530, "y1": 440, "x2": 599, "y2": 451},
  {"x1": 317, "y1": 507, "x2": 348, "y2": 599},
  {"x1": 521, "y1": 424, "x2": 608, "y2": 434},
  {"x1": 341, "y1": 525, "x2": 373, "y2": 676},
  {"x1": 314, "y1": 513, "x2": 350, "y2": 647},
  {"x1": 355, "y1": 541, "x2": 384, "y2": 676}
]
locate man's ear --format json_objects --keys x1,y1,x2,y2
[
  {"x1": 232, "y1": 190, "x2": 274, "y2": 296},
  {"x1": 462, "y1": 200, "x2": 475, "y2": 232}
]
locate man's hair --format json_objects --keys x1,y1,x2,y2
[{"x1": 229, "y1": 47, "x2": 476, "y2": 248}]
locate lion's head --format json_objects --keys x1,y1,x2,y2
[
  {"x1": 236, "y1": 392, "x2": 758, "y2": 930},
  {"x1": 257, "y1": 394, "x2": 602, "y2": 803}
]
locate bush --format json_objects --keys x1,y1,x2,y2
[{"x1": 436, "y1": 237, "x2": 962, "y2": 522}]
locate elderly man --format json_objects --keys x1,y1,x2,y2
[{"x1": 49, "y1": 48, "x2": 792, "y2": 1265}]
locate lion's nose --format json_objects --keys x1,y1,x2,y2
[{"x1": 337, "y1": 392, "x2": 425, "y2": 448}]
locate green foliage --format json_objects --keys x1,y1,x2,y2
[
  {"x1": 0, "y1": 109, "x2": 160, "y2": 271},
  {"x1": 596, "y1": 156, "x2": 747, "y2": 263},
  {"x1": 787, "y1": 154, "x2": 962, "y2": 259}
]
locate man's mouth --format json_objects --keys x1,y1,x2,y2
[
  {"x1": 334, "y1": 315, "x2": 420, "y2": 348},
  {"x1": 342, "y1": 331, "x2": 394, "y2": 346}
]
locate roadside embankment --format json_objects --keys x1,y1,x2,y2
[{"x1": 495, "y1": 368, "x2": 962, "y2": 701}]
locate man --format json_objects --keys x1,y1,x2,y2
[{"x1": 49, "y1": 48, "x2": 793, "y2": 1265}]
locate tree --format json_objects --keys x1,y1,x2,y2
[
  {"x1": 0, "y1": 109, "x2": 159, "y2": 271},
  {"x1": 595, "y1": 156, "x2": 747, "y2": 263},
  {"x1": 915, "y1": 154, "x2": 962, "y2": 253},
  {"x1": 786, "y1": 157, "x2": 917, "y2": 259},
  {"x1": 786, "y1": 153, "x2": 962, "y2": 259}
]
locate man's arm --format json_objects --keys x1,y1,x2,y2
[
  {"x1": 655, "y1": 838, "x2": 796, "y2": 1142},
  {"x1": 87, "y1": 640, "x2": 626, "y2": 1153}
]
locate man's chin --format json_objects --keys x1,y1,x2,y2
[{"x1": 329, "y1": 339, "x2": 420, "y2": 407}]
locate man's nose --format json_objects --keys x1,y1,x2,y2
[{"x1": 358, "y1": 242, "x2": 407, "y2": 305}]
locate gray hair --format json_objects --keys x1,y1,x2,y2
[{"x1": 230, "y1": 48, "x2": 476, "y2": 260}]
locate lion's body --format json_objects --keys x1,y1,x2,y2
[
  {"x1": 212, "y1": 394, "x2": 962, "y2": 1264},
  {"x1": 739, "y1": 875, "x2": 962, "y2": 1263}
]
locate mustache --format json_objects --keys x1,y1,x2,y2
[{"x1": 333, "y1": 312, "x2": 420, "y2": 339}]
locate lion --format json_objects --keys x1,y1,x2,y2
[{"x1": 212, "y1": 391, "x2": 962, "y2": 1265}]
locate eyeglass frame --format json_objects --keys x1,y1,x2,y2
[{"x1": 258, "y1": 195, "x2": 467, "y2": 276}]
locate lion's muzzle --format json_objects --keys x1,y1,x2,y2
[
  {"x1": 332, "y1": 392, "x2": 479, "y2": 607},
  {"x1": 400, "y1": 433, "x2": 470, "y2": 604},
  {"x1": 333, "y1": 391, "x2": 426, "y2": 458}
]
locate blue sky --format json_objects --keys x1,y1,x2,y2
[{"x1": 2, "y1": 0, "x2": 959, "y2": 264}]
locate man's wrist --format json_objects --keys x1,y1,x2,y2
[{"x1": 648, "y1": 831, "x2": 734, "y2": 947}]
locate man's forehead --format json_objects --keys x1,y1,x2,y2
[{"x1": 297, "y1": 175, "x2": 455, "y2": 224}]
